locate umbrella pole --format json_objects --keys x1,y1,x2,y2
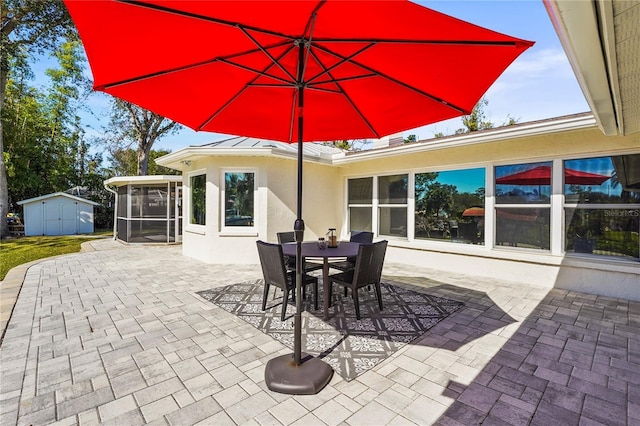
[{"x1": 264, "y1": 40, "x2": 333, "y2": 395}]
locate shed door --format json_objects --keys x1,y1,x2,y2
[
  {"x1": 45, "y1": 202, "x2": 63, "y2": 235},
  {"x1": 44, "y1": 202, "x2": 78, "y2": 235},
  {"x1": 61, "y1": 203, "x2": 78, "y2": 234}
]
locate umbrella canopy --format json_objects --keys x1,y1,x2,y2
[
  {"x1": 496, "y1": 165, "x2": 610, "y2": 186},
  {"x1": 64, "y1": 0, "x2": 533, "y2": 142},
  {"x1": 462, "y1": 206, "x2": 485, "y2": 217},
  {"x1": 64, "y1": 0, "x2": 533, "y2": 395}
]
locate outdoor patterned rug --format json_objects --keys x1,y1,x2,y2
[{"x1": 197, "y1": 280, "x2": 464, "y2": 381}]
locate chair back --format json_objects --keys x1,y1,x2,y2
[
  {"x1": 350, "y1": 231, "x2": 374, "y2": 244},
  {"x1": 277, "y1": 231, "x2": 295, "y2": 244},
  {"x1": 351, "y1": 240, "x2": 387, "y2": 289},
  {"x1": 256, "y1": 240, "x2": 289, "y2": 290}
]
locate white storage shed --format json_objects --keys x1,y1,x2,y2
[{"x1": 17, "y1": 192, "x2": 100, "y2": 236}]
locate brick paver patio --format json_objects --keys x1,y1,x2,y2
[{"x1": 0, "y1": 239, "x2": 638, "y2": 425}]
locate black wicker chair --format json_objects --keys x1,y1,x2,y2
[
  {"x1": 329, "y1": 230, "x2": 374, "y2": 272},
  {"x1": 328, "y1": 240, "x2": 387, "y2": 319},
  {"x1": 256, "y1": 240, "x2": 318, "y2": 321},
  {"x1": 276, "y1": 231, "x2": 323, "y2": 273}
]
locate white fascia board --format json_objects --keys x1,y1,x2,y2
[
  {"x1": 156, "y1": 146, "x2": 344, "y2": 169},
  {"x1": 543, "y1": 0, "x2": 618, "y2": 136},
  {"x1": 17, "y1": 192, "x2": 101, "y2": 206},
  {"x1": 333, "y1": 114, "x2": 597, "y2": 164},
  {"x1": 103, "y1": 175, "x2": 183, "y2": 187}
]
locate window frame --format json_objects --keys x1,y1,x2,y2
[
  {"x1": 186, "y1": 169, "x2": 207, "y2": 233},
  {"x1": 220, "y1": 168, "x2": 258, "y2": 235}
]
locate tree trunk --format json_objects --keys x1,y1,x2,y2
[
  {"x1": 137, "y1": 138, "x2": 150, "y2": 176},
  {"x1": 0, "y1": 58, "x2": 9, "y2": 238}
]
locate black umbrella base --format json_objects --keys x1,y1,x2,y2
[{"x1": 265, "y1": 352, "x2": 333, "y2": 395}]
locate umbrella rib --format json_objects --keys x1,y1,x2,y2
[
  {"x1": 311, "y1": 37, "x2": 521, "y2": 47},
  {"x1": 312, "y1": 43, "x2": 468, "y2": 114},
  {"x1": 119, "y1": 0, "x2": 299, "y2": 42},
  {"x1": 305, "y1": 42, "x2": 377, "y2": 86},
  {"x1": 197, "y1": 43, "x2": 299, "y2": 131},
  {"x1": 99, "y1": 41, "x2": 292, "y2": 90},
  {"x1": 219, "y1": 59, "x2": 293, "y2": 86},
  {"x1": 308, "y1": 49, "x2": 381, "y2": 137},
  {"x1": 237, "y1": 26, "x2": 296, "y2": 83}
]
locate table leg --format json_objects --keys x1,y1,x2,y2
[{"x1": 323, "y1": 258, "x2": 330, "y2": 320}]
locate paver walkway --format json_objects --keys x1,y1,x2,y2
[{"x1": 0, "y1": 239, "x2": 638, "y2": 425}]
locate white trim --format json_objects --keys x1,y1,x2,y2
[
  {"x1": 220, "y1": 168, "x2": 258, "y2": 234},
  {"x1": 17, "y1": 192, "x2": 100, "y2": 206},
  {"x1": 187, "y1": 169, "x2": 207, "y2": 229},
  {"x1": 104, "y1": 175, "x2": 182, "y2": 186}
]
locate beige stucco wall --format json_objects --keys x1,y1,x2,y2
[
  {"x1": 330, "y1": 126, "x2": 640, "y2": 301},
  {"x1": 339, "y1": 126, "x2": 639, "y2": 176},
  {"x1": 180, "y1": 155, "x2": 342, "y2": 264}
]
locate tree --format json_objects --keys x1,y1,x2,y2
[
  {"x1": 107, "y1": 147, "x2": 180, "y2": 177},
  {"x1": 325, "y1": 139, "x2": 368, "y2": 151},
  {"x1": 404, "y1": 134, "x2": 416, "y2": 143},
  {"x1": 1, "y1": 0, "x2": 75, "y2": 237},
  {"x1": 102, "y1": 100, "x2": 180, "y2": 176},
  {"x1": 3, "y1": 38, "x2": 89, "y2": 219},
  {"x1": 455, "y1": 96, "x2": 493, "y2": 134}
]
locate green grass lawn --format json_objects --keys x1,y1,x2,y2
[{"x1": 0, "y1": 232, "x2": 110, "y2": 280}]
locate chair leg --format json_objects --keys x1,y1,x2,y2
[
  {"x1": 353, "y1": 286, "x2": 361, "y2": 320},
  {"x1": 328, "y1": 281, "x2": 333, "y2": 308},
  {"x1": 262, "y1": 283, "x2": 270, "y2": 311},
  {"x1": 313, "y1": 280, "x2": 318, "y2": 311},
  {"x1": 374, "y1": 282, "x2": 383, "y2": 312},
  {"x1": 281, "y1": 288, "x2": 289, "y2": 321}
]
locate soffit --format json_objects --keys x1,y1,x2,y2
[{"x1": 610, "y1": 0, "x2": 640, "y2": 135}]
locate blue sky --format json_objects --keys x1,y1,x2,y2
[{"x1": 34, "y1": 0, "x2": 589, "y2": 153}]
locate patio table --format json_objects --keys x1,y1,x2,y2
[{"x1": 282, "y1": 241, "x2": 360, "y2": 320}]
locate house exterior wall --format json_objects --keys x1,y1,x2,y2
[
  {"x1": 336, "y1": 126, "x2": 640, "y2": 300},
  {"x1": 181, "y1": 155, "x2": 341, "y2": 264},
  {"x1": 172, "y1": 125, "x2": 639, "y2": 301}
]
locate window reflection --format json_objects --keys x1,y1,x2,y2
[
  {"x1": 378, "y1": 174, "x2": 408, "y2": 236},
  {"x1": 564, "y1": 156, "x2": 640, "y2": 259},
  {"x1": 224, "y1": 172, "x2": 254, "y2": 227},
  {"x1": 348, "y1": 178, "x2": 373, "y2": 233},
  {"x1": 415, "y1": 168, "x2": 485, "y2": 244},
  {"x1": 190, "y1": 174, "x2": 206, "y2": 225},
  {"x1": 496, "y1": 161, "x2": 551, "y2": 204}
]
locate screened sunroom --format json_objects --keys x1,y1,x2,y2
[{"x1": 104, "y1": 176, "x2": 182, "y2": 244}]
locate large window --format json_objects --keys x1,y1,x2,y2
[
  {"x1": 222, "y1": 171, "x2": 255, "y2": 229},
  {"x1": 190, "y1": 174, "x2": 206, "y2": 225},
  {"x1": 564, "y1": 155, "x2": 639, "y2": 259},
  {"x1": 495, "y1": 162, "x2": 551, "y2": 250},
  {"x1": 378, "y1": 174, "x2": 408, "y2": 237},
  {"x1": 348, "y1": 177, "x2": 373, "y2": 232},
  {"x1": 415, "y1": 168, "x2": 485, "y2": 244}
]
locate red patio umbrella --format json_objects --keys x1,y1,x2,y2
[
  {"x1": 64, "y1": 0, "x2": 533, "y2": 394},
  {"x1": 496, "y1": 165, "x2": 610, "y2": 186},
  {"x1": 462, "y1": 206, "x2": 485, "y2": 217}
]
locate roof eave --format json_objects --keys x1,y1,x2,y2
[
  {"x1": 543, "y1": 0, "x2": 619, "y2": 136},
  {"x1": 333, "y1": 113, "x2": 597, "y2": 164},
  {"x1": 156, "y1": 146, "x2": 345, "y2": 171}
]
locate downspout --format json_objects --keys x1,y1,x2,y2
[{"x1": 103, "y1": 182, "x2": 118, "y2": 241}]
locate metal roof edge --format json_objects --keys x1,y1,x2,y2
[
  {"x1": 104, "y1": 175, "x2": 183, "y2": 186},
  {"x1": 333, "y1": 113, "x2": 597, "y2": 164},
  {"x1": 156, "y1": 145, "x2": 345, "y2": 168},
  {"x1": 17, "y1": 192, "x2": 101, "y2": 206}
]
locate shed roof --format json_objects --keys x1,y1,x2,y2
[{"x1": 17, "y1": 192, "x2": 101, "y2": 206}]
